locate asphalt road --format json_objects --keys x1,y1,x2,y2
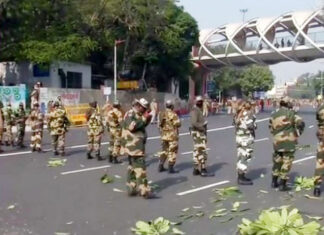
[{"x1": 0, "y1": 107, "x2": 323, "y2": 235}]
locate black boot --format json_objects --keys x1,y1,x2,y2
[
  {"x1": 279, "y1": 179, "x2": 290, "y2": 191},
  {"x1": 158, "y1": 164, "x2": 166, "y2": 172},
  {"x1": 193, "y1": 168, "x2": 200, "y2": 176},
  {"x1": 97, "y1": 154, "x2": 105, "y2": 161},
  {"x1": 31, "y1": 147, "x2": 36, "y2": 152},
  {"x1": 112, "y1": 157, "x2": 122, "y2": 164},
  {"x1": 108, "y1": 154, "x2": 113, "y2": 163},
  {"x1": 314, "y1": 187, "x2": 321, "y2": 197},
  {"x1": 200, "y1": 168, "x2": 215, "y2": 177},
  {"x1": 54, "y1": 150, "x2": 59, "y2": 156},
  {"x1": 87, "y1": 152, "x2": 94, "y2": 159},
  {"x1": 271, "y1": 176, "x2": 279, "y2": 188},
  {"x1": 237, "y1": 173, "x2": 253, "y2": 185},
  {"x1": 168, "y1": 165, "x2": 179, "y2": 174},
  {"x1": 144, "y1": 191, "x2": 159, "y2": 199}
]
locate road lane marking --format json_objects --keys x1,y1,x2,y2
[
  {"x1": 181, "y1": 148, "x2": 210, "y2": 155},
  {"x1": 176, "y1": 180, "x2": 230, "y2": 196},
  {"x1": 0, "y1": 118, "x2": 270, "y2": 158},
  {"x1": 255, "y1": 138, "x2": 269, "y2": 143},
  {"x1": 293, "y1": 155, "x2": 316, "y2": 164},
  {"x1": 0, "y1": 150, "x2": 32, "y2": 157},
  {"x1": 60, "y1": 165, "x2": 111, "y2": 175}
]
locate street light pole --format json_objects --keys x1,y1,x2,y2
[
  {"x1": 114, "y1": 42, "x2": 117, "y2": 102},
  {"x1": 240, "y1": 9, "x2": 248, "y2": 23},
  {"x1": 113, "y1": 39, "x2": 125, "y2": 102},
  {"x1": 321, "y1": 71, "x2": 323, "y2": 96}
]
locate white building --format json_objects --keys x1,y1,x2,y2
[{"x1": 0, "y1": 61, "x2": 91, "y2": 89}]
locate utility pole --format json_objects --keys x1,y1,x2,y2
[
  {"x1": 240, "y1": 9, "x2": 248, "y2": 23},
  {"x1": 113, "y1": 40, "x2": 125, "y2": 102},
  {"x1": 321, "y1": 71, "x2": 323, "y2": 96}
]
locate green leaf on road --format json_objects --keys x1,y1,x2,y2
[
  {"x1": 101, "y1": 174, "x2": 114, "y2": 184},
  {"x1": 47, "y1": 158, "x2": 67, "y2": 167},
  {"x1": 172, "y1": 227, "x2": 185, "y2": 235}
]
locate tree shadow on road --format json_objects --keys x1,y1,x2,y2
[
  {"x1": 247, "y1": 167, "x2": 268, "y2": 180},
  {"x1": 152, "y1": 176, "x2": 188, "y2": 193}
]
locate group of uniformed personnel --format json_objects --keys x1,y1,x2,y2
[{"x1": 2, "y1": 87, "x2": 324, "y2": 199}]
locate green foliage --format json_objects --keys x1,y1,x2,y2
[
  {"x1": 212, "y1": 65, "x2": 274, "y2": 97},
  {"x1": 131, "y1": 217, "x2": 185, "y2": 235},
  {"x1": 47, "y1": 158, "x2": 67, "y2": 167},
  {"x1": 214, "y1": 186, "x2": 242, "y2": 198},
  {"x1": 0, "y1": 0, "x2": 198, "y2": 90},
  {"x1": 239, "y1": 65, "x2": 274, "y2": 96},
  {"x1": 294, "y1": 176, "x2": 315, "y2": 192},
  {"x1": 238, "y1": 207, "x2": 321, "y2": 235},
  {"x1": 100, "y1": 174, "x2": 114, "y2": 184}
]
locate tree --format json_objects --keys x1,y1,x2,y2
[
  {"x1": 0, "y1": 0, "x2": 199, "y2": 92},
  {"x1": 211, "y1": 65, "x2": 274, "y2": 98},
  {"x1": 239, "y1": 65, "x2": 274, "y2": 96}
]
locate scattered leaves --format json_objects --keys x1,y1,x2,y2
[
  {"x1": 238, "y1": 207, "x2": 321, "y2": 235},
  {"x1": 131, "y1": 217, "x2": 185, "y2": 235},
  {"x1": 101, "y1": 174, "x2": 114, "y2": 184},
  {"x1": 295, "y1": 176, "x2": 315, "y2": 192},
  {"x1": 214, "y1": 186, "x2": 241, "y2": 199},
  {"x1": 48, "y1": 158, "x2": 67, "y2": 167},
  {"x1": 7, "y1": 204, "x2": 16, "y2": 210},
  {"x1": 259, "y1": 190, "x2": 269, "y2": 194}
]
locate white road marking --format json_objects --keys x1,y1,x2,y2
[
  {"x1": 176, "y1": 180, "x2": 230, "y2": 196},
  {"x1": 293, "y1": 155, "x2": 316, "y2": 164},
  {"x1": 309, "y1": 125, "x2": 314, "y2": 129},
  {"x1": 60, "y1": 165, "x2": 111, "y2": 175},
  {"x1": 255, "y1": 138, "x2": 269, "y2": 143},
  {"x1": 0, "y1": 118, "x2": 270, "y2": 158},
  {"x1": 181, "y1": 148, "x2": 210, "y2": 155}
]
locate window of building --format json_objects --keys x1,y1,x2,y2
[{"x1": 61, "y1": 71, "x2": 82, "y2": 88}]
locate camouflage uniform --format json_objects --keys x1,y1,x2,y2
[
  {"x1": 269, "y1": 106, "x2": 305, "y2": 183},
  {"x1": 48, "y1": 106, "x2": 69, "y2": 155},
  {"x1": 107, "y1": 107, "x2": 123, "y2": 161},
  {"x1": 190, "y1": 105, "x2": 208, "y2": 170},
  {"x1": 123, "y1": 106, "x2": 151, "y2": 197},
  {"x1": 203, "y1": 99, "x2": 210, "y2": 117},
  {"x1": 234, "y1": 108, "x2": 256, "y2": 175},
  {"x1": 158, "y1": 108, "x2": 181, "y2": 168},
  {"x1": 15, "y1": 106, "x2": 27, "y2": 147},
  {"x1": 29, "y1": 108, "x2": 44, "y2": 151},
  {"x1": 3, "y1": 106, "x2": 15, "y2": 146},
  {"x1": 314, "y1": 103, "x2": 324, "y2": 189},
  {"x1": 30, "y1": 87, "x2": 40, "y2": 109},
  {"x1": 87, "y1": 107, "x2": 104, "y2": 157}
]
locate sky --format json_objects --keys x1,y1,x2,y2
[{"x1": 178, "y1": 0, "x2": 324, "y2": 85}]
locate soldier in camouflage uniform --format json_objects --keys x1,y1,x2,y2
[
  {"x1": 314, "y1": 96, "x2": 324, "y2": 197},
  {"x1": 233, "y1": 101, "x2": 257, "y2": 185},
  {"x1": 86, "y1": 101, "x2": 104, "y2": 160},
  {"x1": 30, "y1": 82, "x2": 41, "y2": 109},
  {"x1": 4, "y1": 103, "x2": 15, "y2": 146},
  {"x1": 29, "y1": 103, "x2": 44, "y2": 152},
  {"x1": 123, "y1": 98, "x2": 155, "y2": 199},
  {"x1": 107, "y1": 100, "x2": 123, "y2": 164},
  {"x1": 48, "y1": 101, "x2": 69, "y2": 156},
  {"x1": 15, "y1": 103, "x2": 27, "y2": 148},
  {"x1": 158, "y1": 100, "x2": 181, "y2": 174},
  {"x1": 269, "y1": 97, "x2": 305, "y2": 191},
  {"x1": 190, "y1": 96, "x2": 214, "y2": 177}
]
